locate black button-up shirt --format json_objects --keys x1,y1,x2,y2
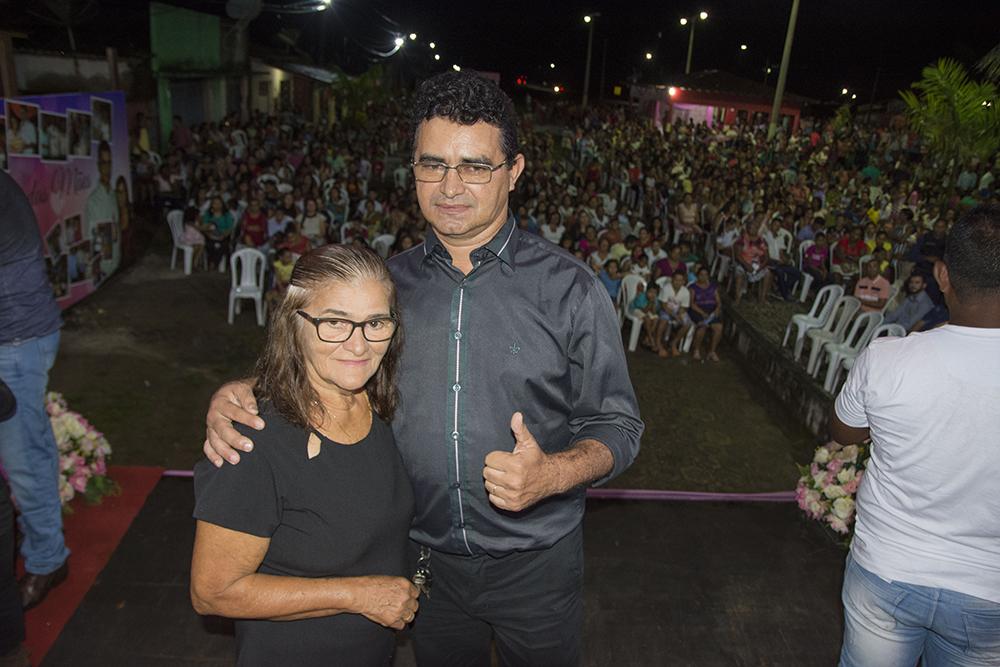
[{"x1": 387, "y1": 214, "x2": 643, "y2": 557}]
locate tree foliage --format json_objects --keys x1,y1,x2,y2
[{"x1": 900, "y1": 58, "x2": 1000, "y2": 166}]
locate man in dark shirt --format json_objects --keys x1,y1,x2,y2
[
  {"x1": 0, "y1": 171, "x2": 70, "y2": 612},
  {"x1": 204, "y1": 72, "x2": 643, "y2": 665}
]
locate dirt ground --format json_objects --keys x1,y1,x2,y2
[{"x1": 49, "y1": 229, "x2": 817, "y2": 491}]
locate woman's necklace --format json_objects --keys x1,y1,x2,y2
[{"x1": 318, "y1": 393, "x2": 371, "y2": 445}]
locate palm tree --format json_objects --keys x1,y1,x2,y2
[
  {"x1": 899, "y1": 58, "x2": 1000, "y2": 170},
  {"x1": 977, "y1": 43, "x2": 1000, "y2": 84}
]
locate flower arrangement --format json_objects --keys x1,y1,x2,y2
[
  {"x1": 47, "y1": 392, "x2": 119, "y2": 509},
  {"x1": 796, "y1": 441, "x2": 869, "y2": 539}
]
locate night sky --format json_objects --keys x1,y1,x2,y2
[
  {"x1": 7, "y1": 0, "x2": 1000, "y2": 104},
  {"x1": 287, "y1": 0, "x2": 1000, "y2": 102}
]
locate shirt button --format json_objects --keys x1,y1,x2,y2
[
  {"x1": 453, "y1": 331, "x2": 462, "y2": 340},
  {"x1": 453, "y1": 383, "x2": 461, "y2": 392},
  {"x1": 450, "y1": 482, "x2": 460, "y2": 489},
  {"x1": 451, "y1": 431, "x2": 459, "y2": 440}
]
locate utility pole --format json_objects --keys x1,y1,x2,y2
[
  {"x1": 599, "y1": 38, "x2": 608, "y2": 102},
  {"x1": 582, "y1": 14, "x2": 598, "y2": 107},
  {"x1": 685, "y1": 22, "x2": 696, "y2": 74},
  {"x1": 766, "y1": 0, "x2": 800, "y2": 141}
]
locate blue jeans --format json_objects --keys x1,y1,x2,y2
[
  {"x1": 0, "y1": 331, "x2": 69, "y2": 574},
  {"x1": 840, "y1": 553, "x2": 1000, "y2": 666}
]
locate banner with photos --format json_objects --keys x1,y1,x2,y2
[{"x1": 2, "y1": 91, "x2": 131, "y2": 309}]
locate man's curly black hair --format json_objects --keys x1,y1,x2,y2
[{"x1": 410, "y1": 71, "x2": 520, "y2": 166}]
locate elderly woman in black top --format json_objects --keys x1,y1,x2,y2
[{"x1": 191, "y1": 244, "x2": 417, "y2": 666}]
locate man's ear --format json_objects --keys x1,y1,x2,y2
[
  {"x1": 933, "y1": 260, "x2": 951, "y2": 297},
  {"x1": 507, "y1": 153, "x2": 525, "y2": 192}
]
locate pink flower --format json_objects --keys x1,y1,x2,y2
[
  {"x1": 824, "y1": 471, "x2": 836, "y2": 486},
  {"x1": 827, "y1": 459, "x2": 844, "y2": 474},
  {"x1": 93, "y1": 458, "x2": 107, "y2": 476},
  {"x1": 70, "y1": 470, "x2": 89, "y2": 493},
  {"x1": 843, "y1": 477, "x2": 861, "y2": 494},
  {"x1": 810, "y1": 463, "x2": 820, "y2": 476}
]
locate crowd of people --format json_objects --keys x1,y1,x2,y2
[{"x1": 133, "y1": 96, "x2": 997, "y2": 358}]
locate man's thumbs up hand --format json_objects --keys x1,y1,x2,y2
[{"x1": 483, "y1": 412, "x2": 559, "y2": 512}]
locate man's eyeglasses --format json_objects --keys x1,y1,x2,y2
[
  {"x1": 296, "y1": 311, "x2": 397, "y2": 343},
  {"x1": 411, "y1": 160, "x2": 507, "y2": 184}
]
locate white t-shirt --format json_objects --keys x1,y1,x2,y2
[
  {"x1": 657, "y1": 282, "x2": 690, "y2": 314},
  {"x1": 541, "y1": 224, "x2": 565, "y2": 244},
  {"x1": 835, "y1": 325, "x2": 1000, "y2": 603}
]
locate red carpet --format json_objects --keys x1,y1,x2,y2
[{"x1": 17, "y1": 465, "x2": 164, "y2": 665}]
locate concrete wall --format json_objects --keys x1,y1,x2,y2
[
  {"x1": 722, "y1": 304, "x2": 833, "y2": 439},
  {"x1": 15, "y1": 52, "x2": 134, "y2": 95}
]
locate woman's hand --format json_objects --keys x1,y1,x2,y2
[
  {"x1": 204, "y1": 380, "x2": 263, "y2": 466},
  {"x1": 352, "y1": 576, "x2": 420, "y2": 630}
]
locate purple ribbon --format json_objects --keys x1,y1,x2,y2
[{"x1": 164, "y1": 469, "x2": 793, "y2": 502}]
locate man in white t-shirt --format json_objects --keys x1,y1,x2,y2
[
  {"x1": 832, "y1": 205, "x2": 1000, "y2": 667},
  {"x1": 653, "y1": 270, "x2": 691, "y2": 358}
]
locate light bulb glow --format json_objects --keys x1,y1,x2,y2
[
  {"x1": 740, "y1": 44, "x2": 747, "y2": 51},
  {"x1": 584, "y1": 15, "x2": 592, "y2": 23},
  {"x1": 394, "y1": 37, "x2": 404, "y2": 47},
  {"x1": 429, "y1": 42, "x2": 436, "y2": 49},
  {"x1": 409, "y1": 33, "x2": 417, "y2": 40},
  {"x1": 668, "y1": 86, "x2": 677, "y2": 97},
  {"x1": 699, "y1": 11, "x2": 708, "y2": 20},
  {"x1": 679, "y1": 17, "x2": 688, "y2": 26},
  {"x1": 452, "y1": 64, "x2": 461, "y2": 72}
]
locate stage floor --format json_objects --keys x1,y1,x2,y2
[{"x1": 41, "y1": 477, "x2": 845, "y2": 666}]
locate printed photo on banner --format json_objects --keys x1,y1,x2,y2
[
  {"x1": 0, "y1": 116, "x2": 6, "y2": 170},
  {"x1": 6, "y1": 101, "x2": 40, "y2": 156},
  {"x1": 45, "y1": 221, "x2": 64, "y2": 258},
  {"x1": 46, "y1": 254, "x2": 68, "y2": 299},
  {"x1": 64, "y1": 214, "x2": 83, "y2": 244},
  {"x1": 67, "y1": 240, "x2": 92, "y2": 284},
  {"x1": 94, "y1": 221, "x2": 115, "y2": 260},
  {"x1": 89, "y1": 254, "x2": 104, "y2": 285},
  {"x1": 41, "y1": 112, "x2": 68, "y2": 161},
  {"x1": 91, "y1": 97, "x2": 112, "y2": 143},
  {"x1": 68, "y1": 110, "x2": 92, "y2": 157}
]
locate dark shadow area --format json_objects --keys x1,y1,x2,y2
[{"x1": 43, "y1": 478, "x2": 844, "y2": 666}]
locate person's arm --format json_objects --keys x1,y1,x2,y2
[
  {"x1": 483, "y1": 282, "x2": 643, "y2": 511},
  {"x1": 191, "y1": 522, "x2": 417, "y2": 627},
  {"x1": 204, "y1": 380, "x2": 264, "y2": 466},
  {"x1": 830, "y1": 347, "x2": 873, "y2": 444},
  {"x1": 712, "y1": 287, "x2": 722, "y2": 316}
]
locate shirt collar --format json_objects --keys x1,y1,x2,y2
[{"x1": 422, "y1": 212, "x2": 518, "y2": 270}]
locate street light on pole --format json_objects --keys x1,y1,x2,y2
[
  {"x1": 680, "y1": 11, "x2": 708, "y2": 75},
  {"x1": 582, "y1": 13, "x2": 600, "y2": 107}
]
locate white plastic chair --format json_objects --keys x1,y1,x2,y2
[
  {"x1": 817, "y1": 311, "x2": 883, "y2": 387},
  {"x1": 618, "y1": 276, "x2": 647, "y2": 352},
  {"x1": 393, "y1": 166, "x2": 409, "y2": 189},
  {"x1": 796, "y1": 240, "x2": 816, "y2": 302},
  {"x1": 830, "y1": 323, "x2": 906, "y2": 393},
  {"x1": 166, "y1": 209, "x2": 205, "y2": 275},
  {"x1": 783, "y1": 284, "x2": 843, "y2": 361},
  {"x1": 858, "y1": 253, "x2": 874, "y2": 275},
  {"x1": 371, "y1": 233, "x2": 395, "y2": 259},
  {"x1": 805, "y1": 296, "x2": 862, "y2": 375},
  {"x1": 228, "y1": 248, "x2": 267, "y2": 327},
  {"x1": 277, "y1": 183, "x2": 293, "y2": 194},
  {"x1": 710, "y1": 253, "x2": 731, "y2": 283},
  {"x1": 616, "y1": 274, "x2": 645, "y2": 327}
]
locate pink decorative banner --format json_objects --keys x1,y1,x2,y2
[{"x1": 3, "y1": 91, "x2": 131, "y2": 309}]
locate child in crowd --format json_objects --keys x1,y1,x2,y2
[
  {"x1": 630, "y1": 283, "x2": 660, "y2": 350},
  {"x1": 654, "y1": 270, "x2": 692, "y2": 358},
  {"x1": 267, "y1": 247, "x2": 295, "y2": 310},
  {"x1": 598, "y1": 259, "x2": 622, "y2": 302}
]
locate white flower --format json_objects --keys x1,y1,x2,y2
[
  {"x1": 823, "y1": 484, "x2": 847, "y2": 499},
  {"x1": 813, "y1": 447, "x2": 831, "y2": 464},
  {"x1": 835, "y1": 444, "x2": 860, "y2": 463},
  {"x1": 836, "y1": 467, "x2": 857, "y2": 484},
  {"x1": 831, "y1": 497, "x2": 855, "y2": 521},
  {"x1": 812, "y1": 470, "x2": 828, "y2": 489},
  {"x1": 65, "y1": 416, "x2": 86, "y2": 440}
]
